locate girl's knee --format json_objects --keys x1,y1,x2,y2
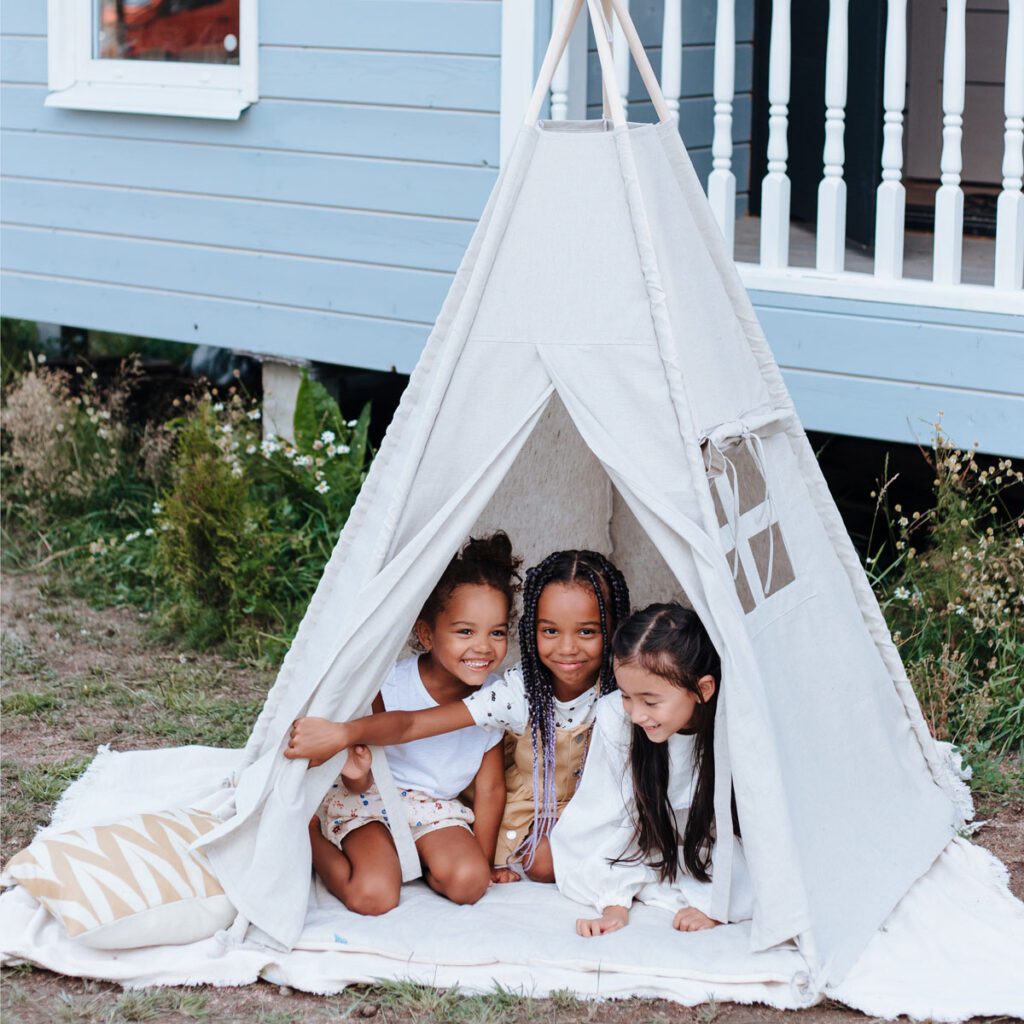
[
  {"x1": 441, "y1": 858, "x2": 490, "y2": 905},
  {"x1": 524, "y1": 860, "x2": 555, "y2": 884},
  {"x1": 344, "y1": 877, "x2": 400, "y2": 916}
]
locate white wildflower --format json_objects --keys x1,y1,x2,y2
[
  {"x1": 346, "y1": 419, "x2": 357, "y2": 427},
  {"x1": 247, "y1": 409, "x2": 261, "y2": 421},
  {"x1": 144, "y1": 527, "x2": 155, "y2": 537},
  {"x1": 954, "y1": 605, "x2": 966, "y2": 616},
  {"x1": 37, "y1": 353, "x2": 47, "y2": 364},
  {"x1": 246, "y1": 444, "x2": 257, "y2": 455},
  {"x1": 893, "y1": 586, "x2": 911, "y2": 601},
  {"x1": 315, "y1": 480, "x2": 330, "y2": 495},
  {"x1": 313, "y1": 439, "x2": 324, "y2": 450},
  {"x1": 294, "y1": 455, "x2": 313, "y2": 468},
  {"x1": 337, "y1": 444, "x2": 351, "y2": 455},
  {"x1": 320, "y1": 430, "x2": 336, "y2": 445},
  {"x1": 152, "y1": 501, "x2": 163, "y2": 514},
  {"x1": 125, "y1": 531, "x2": 140, "y2": 542},
  {"x1": 212, "y1": 402, "x2": 224, "y2": 412}
]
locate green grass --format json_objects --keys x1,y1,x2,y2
[
  {"x1": 7, "y1": 757, "x2": 92, "y2": 804},
  {"x1": 0, "y1": 690, "x2": 63, "y2": 716}
]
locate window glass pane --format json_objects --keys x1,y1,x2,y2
[{"x1": 96, "y1": 0, "x2": 240, "y2": 64}]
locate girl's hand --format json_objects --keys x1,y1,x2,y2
[
  {"x1": 284, "y1": 717, "x2": 350, "y2": 767},
  {"x1": 576, "y1": 905, "x2": 629, "y2": 937},
  {"x1": 490, "y1": 866, "x2": 520, "y2": 884},
  {"x1": 340, "y1": 744, "x2": 373, "y2": 791},
  {"x1": 672, "y1": 907, "x2": 719, "y2": 932}
]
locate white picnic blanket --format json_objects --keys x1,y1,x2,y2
[{"x1": 2, "y1": 744, "x2": 1022, "y2": 1020}]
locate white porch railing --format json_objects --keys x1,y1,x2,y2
[{"x1": 502, "y1": 0, "x2": 1024, "y2": 316}]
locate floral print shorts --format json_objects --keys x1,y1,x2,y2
[{"x1": 317, "y1": 779, "x2": 475, "y2": 847}]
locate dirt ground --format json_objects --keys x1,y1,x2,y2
[{"x1": 1, "y1": 569, "x2": 1021, "y2": 1024}]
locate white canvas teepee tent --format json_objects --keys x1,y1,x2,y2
[{"x1": 197, "y1": 0, "x2": 966, "y2": 986}]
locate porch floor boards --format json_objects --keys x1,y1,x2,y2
[{"x1": 733, "y1": 215, "x2": 998, "y2": 287}]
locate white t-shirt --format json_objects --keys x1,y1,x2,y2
[
  {"x1": 462, "y1": 664, "x2": 601, "y2": 736},
  {"x1": 380, "y1": 656, "x2": 503, "y2": 800}
]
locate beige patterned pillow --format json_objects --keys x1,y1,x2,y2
[{"x1": 0, "y1": 807, "x2": 235, "y2": 949}]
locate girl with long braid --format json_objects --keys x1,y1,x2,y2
[
  {"x1": 287, "y1": 550, "x2": 631, "y2": 883},
  {"x1": 550, "y1": 603, "x2": 753, "y2": 936}
]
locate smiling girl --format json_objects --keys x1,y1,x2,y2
[
  {"x1": 287, "y1": 550, "x2": 631, "y2": 883},
  {"x1": 551, "y1": 602, "x2": 754, "y2": 936},
  {"x1": 291, "y1": 533, "x2": 521, "y2": 914}
]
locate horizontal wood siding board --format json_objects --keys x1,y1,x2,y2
[
  {"x1": 1, "y1": 37, "x2": 501, "y2": 109},
  {"x1": 0, "y1": 36, "x2": 44, "y2": 84},
  {"x1": 1, "y1": 178, "x2": 476, "y2": 273},
  {"x1": 1, "y1": 130, "x2": 496, "y2": 220},
  {"x1": 260, "y1": 1, "x2": 501, "y2": 56},
  {"x1": 1, "y1": 224, "x2": 450, "y2": 324},
  {"x1": 757, "y1": 305, "x2": 1024, "y2": 394},
  {"x1": 1, "y1": 272, "x2": 431, "y2": 372},
  {"x1": 585, "y1": 44, "x2": 754, "y2": 104},
  {"x1": 686, "y1": 144, "x2": 751, "y2": 196},
  {"x1": 782, "y1": 368, "x2": 1024, "y2": 459},
  {"x1": 261, "y1": 48, "x2": 500, "y2": 111},
  {"x1": 584, "y1": 95, "x2": 753, "y2": 150},
  {"x1": 748, "y1": 289, "x2": 1024, "y2": 333},
  {"x1": 2, "y1": 85, "x2": 500, "y2": 167},
  {"x1": 607, "y1": 0, "x2": 755, "y2": 46},
  {"x1": 0, "y1": 6, "x2": 45, "y2": 36}
]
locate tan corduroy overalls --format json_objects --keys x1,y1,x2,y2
[{"x1": 494, "y1": 717, "x2": 593, "y2": 867}]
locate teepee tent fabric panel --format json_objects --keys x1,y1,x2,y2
[{"x1": 202, "y1": 381, "x2": 554, "y2": 946}]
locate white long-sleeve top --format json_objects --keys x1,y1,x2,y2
[{"x1": 550, "y1": 692, "x2": 754, "y2": 921}]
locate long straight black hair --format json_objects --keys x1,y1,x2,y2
[{"x1": 611, "y1": 603, "x2": 726, "y2": 884}]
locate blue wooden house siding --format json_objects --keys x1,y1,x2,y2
[
  {"x1": 1, "y1": 1, "x2": 1021, "y2": 457},
  {"x1": 1, "y1": 1, "x2": 504, "y2": 373}
]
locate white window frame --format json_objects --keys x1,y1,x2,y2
[{"x1": 46, "y1": 0, "x2": 258, "y2": 120}]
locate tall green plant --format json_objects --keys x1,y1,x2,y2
[{"x1": 869, "y1": 437, "x2": 1024, "y2": 766}]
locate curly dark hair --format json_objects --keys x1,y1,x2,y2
[
  {"x1": 416, "y1": 532, "x2": 522, "y2": 634},
  {"x1": 517, "y1": 550, "x2": 631, "y2": 865}
]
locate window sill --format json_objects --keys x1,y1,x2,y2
[{"x1": 44, "y1": 81, "x2": 251, "y2": 120}]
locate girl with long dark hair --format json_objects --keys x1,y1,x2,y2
[
  {"x1": 287, "y1": 549, "x2": 631, "y2": 883},
  {"x1": 550, "y1": 602, "x2": 753, "y2": 936}
]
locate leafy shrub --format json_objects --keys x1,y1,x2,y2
[
  {"x1": 869, "y1": 436, "x2": 1024, "y2": 781},
  {"x1": 152, "y1": 371, "x2": 370, "y2": 658}
]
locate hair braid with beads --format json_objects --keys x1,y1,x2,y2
[{"x1": 517, "y1": 550, "x2": 631, "y2": 866}]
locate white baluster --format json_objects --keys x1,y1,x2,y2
[
  {"x1": 550, "y1": 0, "x2": 571, "y2": 120},
  {"x1": 612, "y1": 0, "x2": 631, "y2": 117},
  {"x1": 933, "y1": 0, "x2": 966, "y2": 285},
  {"x1": 874, "y1": 0, "x2": 907, "y2": 280},
  {"x1": 760, "y1": 0, "x2": 791, "y2": 268},
  {"x1": 995, "y1": 0, "x2": 1024, "y2": 291},
  {"x1": 708, "y1": 0, "x2": 736, "y2": 254},
  {"x1": 661, "y1": 0, "x2": 682, "y2": 126},
  {"x1": 816, "y1": 0, "x2": 849, "y2": 273}
]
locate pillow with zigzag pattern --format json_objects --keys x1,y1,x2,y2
[{"x1": 0, "y1": 807, "x2": 235, "y2": 949}]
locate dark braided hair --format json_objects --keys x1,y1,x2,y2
[
  {"x1": 610, "y1": 603, "x2": 727, "y2": 884},
  {"x1": 517, "y1": 550, "x2": 631, "y2": 865},
  {"x1": 415, "y1": 532, "x2": 522, "y2": 641}
]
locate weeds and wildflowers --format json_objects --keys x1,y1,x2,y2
[
  {"x1": 2, "y1": 354, "x2": 1021, "y2": 796},
  {"x1": 2, "y1": 361, "x2": 369, "y2": 662},
  {"x1": 867, "y1": 433, "x2": 1023, "y2": 796}
]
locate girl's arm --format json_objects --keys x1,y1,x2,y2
[
  {"x1": 285, "y1": 699, "x2": 474, "y2": 766},
  {"x1": 470, "y1": 743, "x2": 518, "y2": 884},
  {"x1": 550, "y1": 697, "x2": 654, "y2": 934}
]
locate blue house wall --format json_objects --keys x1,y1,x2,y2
[
  {"x1": 1, "y1": 1, "x2": 502, "y2": 372},
  {"x1": 1, "y1": 1, "x2": 1021, "y2": 456}
]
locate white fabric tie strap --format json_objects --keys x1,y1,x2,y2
[
  {"x1": 370, "y1": 746, "x2": 421, "y2": 883},
  {"x1": 709, "y1": 684, "x2": 735, "y2": 922},
  {"x1": 702, "y1": 427, "x2": 779, "y2": 590}
]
